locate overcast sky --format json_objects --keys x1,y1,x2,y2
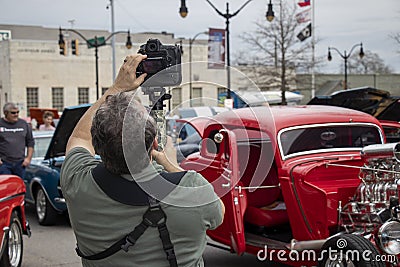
[{"x1": 1, "y1": 0, "x2": 399, "y2": 73}]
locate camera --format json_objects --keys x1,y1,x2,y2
[{"x1": 136, "y1": 39, "x2": 182, "y2": 87}]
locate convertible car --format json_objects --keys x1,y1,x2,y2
[
  {"x1": 0, "y1": 174, "x2": 30, "y2": 267},
  {"x1": 180, "y1": 104, "x2": 400, "y2": 266},
  {"x1": 24, "y1": 104, "x2": 90, "y2": 225}
]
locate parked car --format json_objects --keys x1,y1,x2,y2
[
  {"x1": 180, "y1": 104, "x2": 400, "y2": 266},
  {"x1": 308, "y1": 86, "x2": 400, "y2": 142},
  {"x1": 0, "y1": 174, "x2": 30, "y2": 267},
  {"x1": 24, "y1": 104, "x2": 90, "y2": 225},
  {"x1": 167, "y1": 106, "x2": 230, "y2": 143}
]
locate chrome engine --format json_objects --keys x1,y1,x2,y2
[{"x1": 340, "y1": 143, "x2": 400, "y2": 233}]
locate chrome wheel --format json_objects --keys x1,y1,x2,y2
[
  {"x1": 324, "y1": 255, "x2": 355, "y2": 267},
  {"x1": 34, "y1": 187, "x2": 58, "y2": 225},
  {"x1": 35, "y1": 188, "x2": 47, "y2": 222},
  {"x1": 8, "y1": 217, "x2": 23, "y2": 267}
]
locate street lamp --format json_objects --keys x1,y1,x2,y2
[
  {"x1": 328, "y1": 42, "x2": 364, "y2": 90},
  {"x1": 58, "y1": 27, "x2": 132, "y2": 100},
  {"x1": 179, "y1": 0, "x2": 188, "y2": 18},
  {"x1": 266, "y1": 0, "x2": 275, "y2": 22},
  {"x1": 189, "y1": 31, "x2": 208, "y2": 107},
  {"x1": 179, "y1": 0, "x2": 274, "y2": 106}
]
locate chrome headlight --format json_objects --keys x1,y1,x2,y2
[{"x1": 378, "y1": 221, "x2": 400, "y2": 255}]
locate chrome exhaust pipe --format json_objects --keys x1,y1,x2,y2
[{"x1": 288, "y1": 239, "x2": 326, "y2": 251}]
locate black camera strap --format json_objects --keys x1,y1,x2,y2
[{"x1": 75, "y1": 163, "x2": 185, "y2": 267}]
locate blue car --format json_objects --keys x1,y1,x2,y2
[{"x1": 24, "y1": 104, "x2": 90, "y2": 225}]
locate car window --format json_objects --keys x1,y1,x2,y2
[
  {"x1": 279, "y1": 124, "x2": 382, "y2": 158},
  {"x1": 33, "y1": 136, "x2": 52, "y2": 158},
  {"x1": 383, "y1": 126, "x2": 400, "y2": 143}
]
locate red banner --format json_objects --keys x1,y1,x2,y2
[{"x1": 208, "y1": 28, "x2": 225, "y2": 69}]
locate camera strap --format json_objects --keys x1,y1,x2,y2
[{"x1": 75, "y1": 163, "x2": 185, "y2": 267}]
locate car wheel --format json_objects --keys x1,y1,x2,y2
[
  {"x1": 318, "y1": 234, "x2": 385, "y2": 267},
  {"x1": 0, "y1": 211, "x2": 23, "y2": 267},
  {"x1": 35, "y1": 187, "x2": 57, "y2": 225}
]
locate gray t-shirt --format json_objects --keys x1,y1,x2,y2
[
  {"x1": 60, "y1": 147, "x2": 223, "y2": 267},
  {"x1": 0, "y1": 118, "x2": 34, "y2": 162}
]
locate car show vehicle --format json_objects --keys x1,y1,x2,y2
[
  {"x1": 0, "y1": 174, "x2": 30, "y2": 267},
  {"x1": 180, "y1": 104, "x2": 400, "y2": 266},
  {"x1": 309, "y1": 87, "x2": 400, "y2": 143},
  {"x1": 24, "y1": 104, "x2": 90, "y2": 225}
]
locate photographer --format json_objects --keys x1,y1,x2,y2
[{"x1": 60, "y1": 54, "x2": 224, "y2": 267}]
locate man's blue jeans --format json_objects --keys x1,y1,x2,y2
[{"x1": 0, "y1": 160, "x2": 26, "y2": 179}]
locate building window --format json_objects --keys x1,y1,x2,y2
[
  {"x1": 78, "y1": 87, "x2": 89, "y2": 104},
  {"x1": 171, "y1": 87, "x2": 182, "y2": 109},
  {"x1": 102, "y1": 87, "x2": 108, "y2": 96},
  {"x1": 217, "y1": 87, "x2": 226, "y2": 97},
  {"x1": 26, "y1": 87, "x2": 38, "y2": 116},
  {"x1": 52, "y1": 87, "x2": 64, "y2": 112},
  {"x1": 192, "y1": 87, "x2": 203, "y2": 106}
]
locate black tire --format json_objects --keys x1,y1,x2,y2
[
  {"x1": 0, "y1": 211, "x2": 23, "y2": 267},
  {"x1": 318, "y1": 234, "x2": 385, "y2": 267},
  {"x1": 35, "y1": 187, "x2": 58, "y2": 226}
]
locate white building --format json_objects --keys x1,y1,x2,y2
[{"x1": 0, "y1": 24, "x2": 287, "y2": 118}]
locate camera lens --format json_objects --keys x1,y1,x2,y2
[{"x1": 147, "y1": 43, "x2": 158, "y2": 52}]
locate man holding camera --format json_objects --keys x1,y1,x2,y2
[{"x1": 60, "y1": 53, "x2": 224, "y2": 267}]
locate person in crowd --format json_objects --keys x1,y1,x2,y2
[
  {"x1": 39, "y1": 110, "x2": 56, "y2": 131},
  {"x1": 0, "y1": 102, "x2": 34, "y2": 179},
  {"x1": 60, "y1": 54, "x2": 224, "y2": 267}
]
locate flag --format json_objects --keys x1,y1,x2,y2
[
  {"x1": 295, "y1": 8, "x2": 311, "y2": 23},
  {"x1": 298, "y1": 0, "x2": 310, "y2": 7},
  {"x1": 297, "y1": 23, "x2": 312, "y2": 41},
  {"x1": 208, "y1": 28, "x2": 225, "y2": 69}
]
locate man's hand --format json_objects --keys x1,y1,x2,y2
[
  {"x1": 66, "y1": 54, "x2": 147, "y2": 156},
  {"x1": 113, "y1": 54, "x2": 147, "y2": 93},
  {"x1": 152, "y1": 137, "x2": 183, "y2": 173},
  {"x1": 22, "y1": 157, "x2": 31, "y2": 167}
]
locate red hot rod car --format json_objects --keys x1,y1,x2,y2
[
  {"x1": 180, "y1": 105, "x2": 400, "y2": 267},
  {"x1": 0, "y1": 175, "x2": 30, "y2": 267}
]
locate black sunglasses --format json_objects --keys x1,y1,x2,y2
[{"x1": 9, "y1": 111, "x2": 19, "y2": 114}]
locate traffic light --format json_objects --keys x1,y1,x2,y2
[
  {"x1": 71, "y1": 39, "x2": 79, "y2": 55},
  {"x1": 59, "y1": 45, "x2": 67, "y2": 56},
  {"x1": 58, "y1": 39, "x2": 66, "y2": 55}
]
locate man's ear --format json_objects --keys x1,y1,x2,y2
[{"x1": 152, "y1": 138, "x2": 158, "y2": 150}]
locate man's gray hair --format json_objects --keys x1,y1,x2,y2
[
  {"x1": 3, "y1": 102, "x2": 18, "y2": 113},
  {"x1": 91, "y1": 92, "x2": 156, "y2": 174}
]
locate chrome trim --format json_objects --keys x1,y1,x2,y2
[
  {"x1": 0, "y1": 227, "x2": 9, "y2": 259},
  {"x1": 361, "y1": 143, "x2": 400, "y2": 159},
  {"x1": 289, "y1": 239, "x2": 326, "y2": 251},
  {"x1": 277, "y1": 122, "x2": 385, "y2": 161},
  {"x1": 54, "y1": 197, "x2": 65, "y2": 203},
  {"x1": 0, "y1": 192, "x2": 25, "y2": 203}
]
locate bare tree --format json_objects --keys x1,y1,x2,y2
[
  {"x1": 390, "y1": 32, "x2": 400, "y2": 53},
  {"x1": 237, "y1": 0, "x2": 321, "y2": 104},
  {"x1": 347, "y1": 50, "x2": 393, "y2": 74}
]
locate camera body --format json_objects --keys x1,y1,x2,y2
[{"x1": 137, "y1": 39, "x2": 182, "y2": 87}]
